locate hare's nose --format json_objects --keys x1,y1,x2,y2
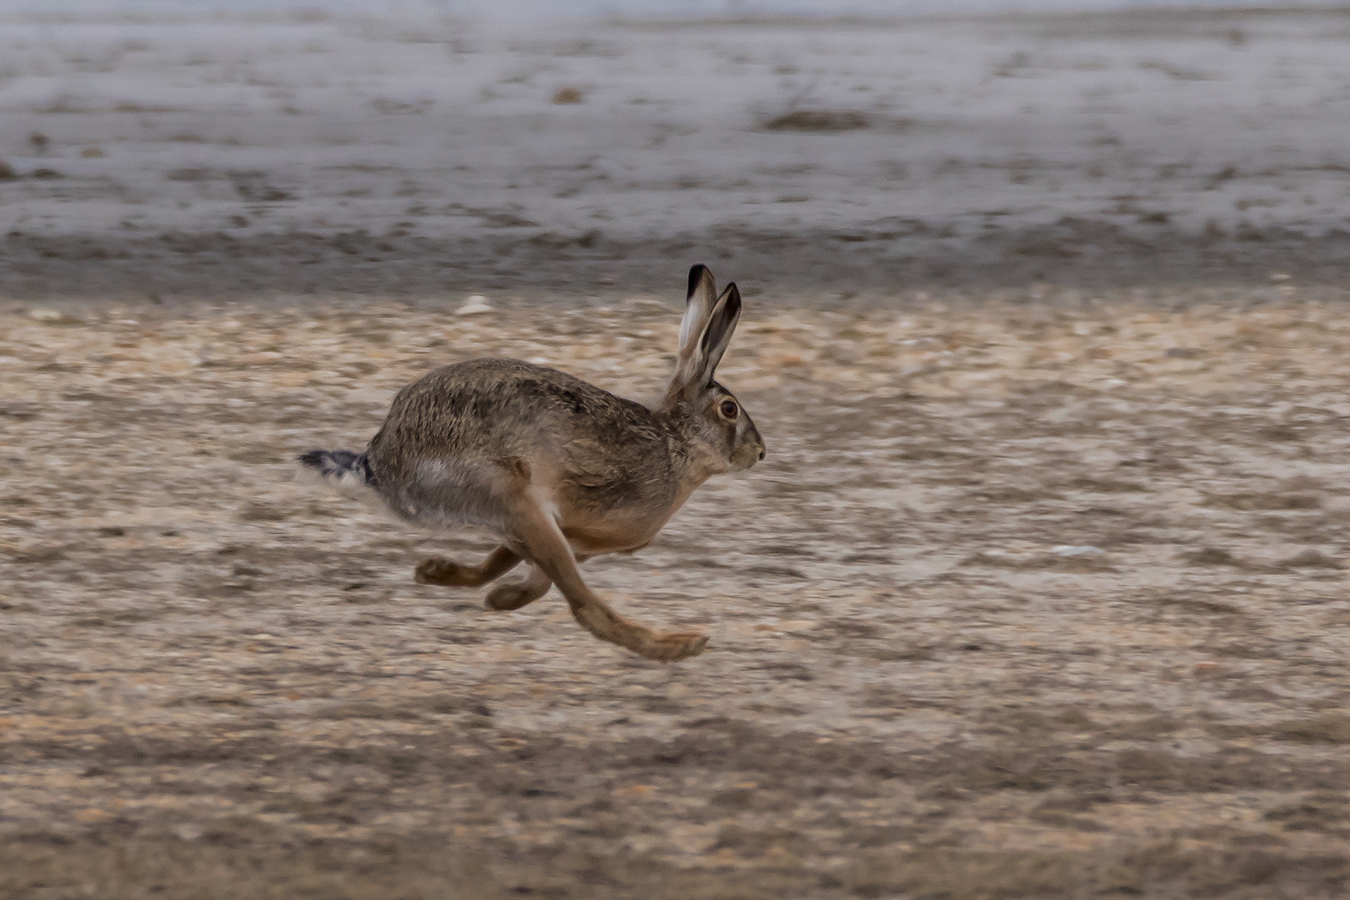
[{"x1": 758, "y1": 448, "x2": 766, "y2": 461}]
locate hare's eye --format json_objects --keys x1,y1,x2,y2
[{"x1": 719, "y1": 399, "x2": 739, "y2": 419}]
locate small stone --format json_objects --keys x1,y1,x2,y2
[
  {"x1": 1053, "y1": 545, "x2": 1105, "y2": 558},
  {"x1": 762, "y1": 109, "x2": 869, "y2": 132},
  {"x1": 456, "y1": 295, "x2": 493, "y2": 316},
  {"x1": 1182, "y1": 547, "x2": 1242, "y2": 567},
  {"x1": 75, "y1": 808, "x2": 113, "y2": 823},
  {"x1": 1279, "y1": 549, "x2": 1341, "y2": 569},
  {"x1": 28, "y1": 307, "x2": 63, "y2": 322}
]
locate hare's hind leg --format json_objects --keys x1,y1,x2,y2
[
  {"x1": 415, "y1": 546, "x2": 521, "y2": 587},
  {"x1": 485, "y1": 555, "x2": 593, "y2": 611},
  {"x1": 485, "y1": 562, "x2": 552, "y2": 610},
  {"x1": 509, "y1": 502, "x2": 707, "y2": 662}
]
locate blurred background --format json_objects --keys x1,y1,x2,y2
[
  {"x1": 3, "y1": 0, "x2": 1349, "y2": 300},
  {"x1": 9, "y1": 0, "x2": 1335, "y2": 16}
]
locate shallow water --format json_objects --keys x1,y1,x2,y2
[
  {"x1": 5, "y1": 0, "x2": 1326, "y2": 21},
  {"x1": 4, "y1": 6, "x2": 1350, "y2": 302}
]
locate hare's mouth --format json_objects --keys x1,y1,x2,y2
[{"x1": 733, "y1": 443, "x2": 765, "y2": 470}]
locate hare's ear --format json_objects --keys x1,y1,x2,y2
[
  {"x1": 698, "y1": 283, "x2": 741, "y2": 382},
  {"x1": 673, "y1": 269, "x2": 741, "y2": 395},
  {"x1": 677, "y1": 264, "x2": 718, "y2": 362}
]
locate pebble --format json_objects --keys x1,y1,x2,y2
[
  {"x1": 456, "y1": 295, "x2": 493, "y2": 316},
  {"x1": 1052, "y1": 545, "x2": 1106, "y2": 558}
]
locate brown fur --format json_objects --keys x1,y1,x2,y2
[{"x1": 303, "y1": 265, "x2": 764, "y2": 661}]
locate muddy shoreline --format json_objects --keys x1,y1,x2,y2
[
  {"x1": 7, "y1": 222, "x2": 1350, "y2": 303},
  {"x1": 6, "y1": 7, "x2": 1350, "y2": 303}
]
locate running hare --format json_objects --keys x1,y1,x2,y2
[{"x1": 300, "y1": 265, "x2": 765, "y2": 661}]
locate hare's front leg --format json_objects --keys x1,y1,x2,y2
[
  {"x1": 415, "y1": 546, "x2": 520, "y2": 587},
  {"x1": 508, "y1": 501, "x2": 707, "y2": 662}
]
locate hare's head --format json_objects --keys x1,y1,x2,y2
[{"x1": 662, "y1": 264, "x2": 765, "y2": 473}]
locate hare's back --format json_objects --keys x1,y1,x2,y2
[{"x1": 368, "y1": 358, "x2": 666, "y2": 466}]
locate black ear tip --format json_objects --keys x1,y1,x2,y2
[
  {"x1": 687, "y1": 263, "x2": 709, "y2": 299},
  {"x1": 725, "y1": 283, "x2": 741, "y2": 309}
]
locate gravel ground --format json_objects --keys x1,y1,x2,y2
[{"x1": 4, "y1": 284, "x2": 1350, "y2": 898}]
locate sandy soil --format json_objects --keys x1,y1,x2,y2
[{"x1": 4, "y1": 285, "x2": 1350, "y2": 898}]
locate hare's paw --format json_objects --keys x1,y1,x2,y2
[
  {"x1": 642, "y1": 630, "x2": 709, "y2": 663},
  {"x1": 415, "y1": 557, "x2": 478, "y2": 587},
  {"x1": 485, "y1": 580, "x2": 545, "y2": 611}
]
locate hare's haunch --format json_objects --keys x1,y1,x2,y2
[{"x1": 300, "y1": 264, "x2": 765, "y2": 662}]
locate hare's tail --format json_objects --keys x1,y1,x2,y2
[{"x1": 297, "y1": 449, "x2": 375, "y2": 491}]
